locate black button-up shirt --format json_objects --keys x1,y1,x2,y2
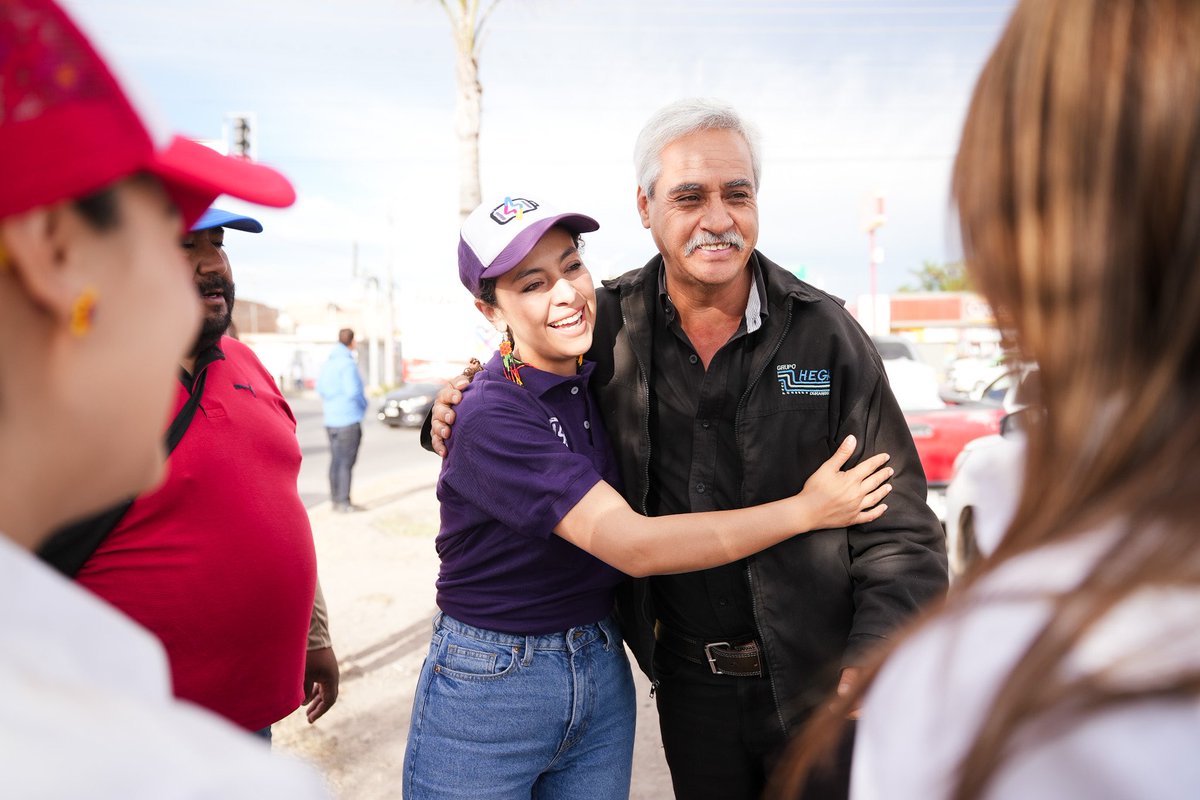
[{"x1": 647, "y1": 264, "x2": 769, "y2": 642}]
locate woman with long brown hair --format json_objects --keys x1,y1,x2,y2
[{"x1": 772, "y1": 1, "x2": 1200, "y2": 797}]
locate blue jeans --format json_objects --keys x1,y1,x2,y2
[
  {"x1": 326, "y1": 423, "x2": 362, "y2": 505},
  {"x1": 403, "y1": 613, "x2": 636, "y2": 800}
]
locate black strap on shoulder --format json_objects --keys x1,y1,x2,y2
[
  {"x1": 36, "y1": 369, "x2": 209, "y2": 578},
  {"x1": 164, "y1": 368, "x2": 207, "y2": 453}
]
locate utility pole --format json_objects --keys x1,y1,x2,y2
[
  {"x1": 383, "y1": 214, "x2": 397, "y2": 387},
  {"x1": 365, "y1": 276, "x2": 381, "y2": 390},
  {"x1": 351, "y1": 236, "x2": 397, "y2": 390},
  {"x1": 863, "y1": 192, "x2": 887, "y2": 335},
  {"x1": 384, "y1": 266, "x2": 397, "y2": 387}
]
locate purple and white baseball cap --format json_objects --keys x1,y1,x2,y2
[{"x1": 458, "y1": 196, "x2": 599, "y2": 296}]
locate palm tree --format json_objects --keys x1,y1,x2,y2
[{"x1": 438, "y1": 0, "x2": 503, "y2": 221}]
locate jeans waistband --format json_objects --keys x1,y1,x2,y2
[{"x1": 434, "y1": 612, "x2": 619, "y2": 653}]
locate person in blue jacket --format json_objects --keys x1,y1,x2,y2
[
  {"x1": 316, "y1": 328, "x2": 369, "y2": 512},
  {"x1": 401, "y1": 194, "x2": 895, "y2": 799}
]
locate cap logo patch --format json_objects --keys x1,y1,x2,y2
[
  {"x1": 491, "y1": 197, "x2": 539, "y2": 225},
  {"x1": 776, "y1": 364, "x2": 831, "y2": 396}
]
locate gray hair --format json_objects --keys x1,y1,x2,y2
[{"x1": 633, "y1": 98, "x2": 762, "y2": 198}]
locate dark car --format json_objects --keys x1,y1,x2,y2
[{"x1": 377, "y1": 382, "x2": 442, "y2": 428}]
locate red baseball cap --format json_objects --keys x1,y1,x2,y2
[{"x1": 0, "y1": 0, "x2": 295, "y2": 227}]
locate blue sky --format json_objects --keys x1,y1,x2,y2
[{"x1": 65, "y1": 0, "x2": 1015, "y2": 356}]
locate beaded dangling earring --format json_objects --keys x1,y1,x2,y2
[
  {"x1": 499, "y1": 330, "x2": 525, "y2": 385},
  {"x1": 68, "y1": 287, "x2": 99, "y2": 337}
]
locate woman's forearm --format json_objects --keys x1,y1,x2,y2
[{"x1": 555, "y1": 481, "x2": 818, "y2": 577}]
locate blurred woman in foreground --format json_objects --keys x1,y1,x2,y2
[
  {"x1": 772, "y1": 1, "x2": 1200, "y2": 797},
  {"x1": 0, "y1": 0, "x2": 326, "y2": 794}
]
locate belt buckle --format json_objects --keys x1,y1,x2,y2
[{"x1": 703, "y1": 641, "x2": 731, "y2": 675}]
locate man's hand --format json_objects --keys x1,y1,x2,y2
[
  {"x1": 302, "y1": 646, "x2": 340, "y2": 723},
  {"x1": 429, "y1": 359, "x2": 482, "y2": 457},
  {"x1": 837, "y1": 666, "x2": 863, "y2": 719}
]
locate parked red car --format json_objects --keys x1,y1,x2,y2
[
  {"x1": 882, "y1": 358, "x2": 1005, "y2": 522},
  {"x1": 904, "y1": 405, "x2": 1005, "y2": 485}
]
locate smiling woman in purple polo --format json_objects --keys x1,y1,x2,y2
[{"x1": 401, "y1": 195, "x2": 894, "y2": 800}]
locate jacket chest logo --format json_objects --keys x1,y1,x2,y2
[
  {"x1": 776, "y1": 365, "x2": 830, "y2": 396},
  {"x1": 548, "y1": 416, "x2": 569, "y2": 447}
]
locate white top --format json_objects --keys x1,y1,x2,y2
[
  {"x1": 948, "y1": 431, "x2": 1026, "y2": 557},
  {"x1": 0, "y1": 534, "x2": 330, "y2": 798},
  {"x1": 968, "y1": 432, "x2": 1024, "y2": 556},
  {"x1": 853, "y1": 527, "x2": 1200, "y2": 800}
]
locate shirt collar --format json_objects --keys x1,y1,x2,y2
[
  {"x1": 482, "y1": 350, "x2": 593, "y2": 398},
  {"x1": 657, "y1": 256, "x2": 768, "y2": 334},
  {"x1": 179, "y1": 340, "x2": 226, "y2": 386}
]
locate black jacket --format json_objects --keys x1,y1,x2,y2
[{"x1": 587, "y1": 251, "x2": 948, "y2": 731}]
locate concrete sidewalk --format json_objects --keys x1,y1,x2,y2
[{"x1": 273, "y1": 467, "x2": 673, "y2": 799}]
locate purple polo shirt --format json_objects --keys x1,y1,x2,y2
[{"x1": 435, "y1": 352, "x2": 627, "y2": 635}]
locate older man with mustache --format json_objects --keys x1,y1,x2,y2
[{"x1": 595, "y1": 99, "x2": 948, "y2": 800}]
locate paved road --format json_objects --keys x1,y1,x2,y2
[{"x1": 290, "y1": 392, "x2": 432, "y2": 510}]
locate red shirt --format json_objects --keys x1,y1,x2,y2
[{"x1": 78, "y1": 337, "x2": 317, "y2": 731}]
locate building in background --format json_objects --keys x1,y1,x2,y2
[{"x1": 853, "y1": 292, "x2": 1004, "y2": 379}]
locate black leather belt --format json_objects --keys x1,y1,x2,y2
[{"x1": 655, "y1": 623, "x2": 763, "y2": 677}]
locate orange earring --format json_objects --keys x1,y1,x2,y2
[
  {"x1": 69, "y1": 287, "x2": 98, "y2": 337},
  {"x1": 0, "y1": 239, "x2": 8, "y2": 273}
]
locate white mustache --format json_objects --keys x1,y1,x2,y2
[{"x1": 685, "y1": 231, "x2": 745, "y2": 256}]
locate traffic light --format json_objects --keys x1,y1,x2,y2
[
  {"x1": 225, "y1": 112, "x2": 256, "y2": 159},
  {"x1": 233, "y1": 116, "x2": 251, "y2": 157}
]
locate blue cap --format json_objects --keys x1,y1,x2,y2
[{"x1": 191, "y1": 207, "x2": 263, "y2": 233}]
